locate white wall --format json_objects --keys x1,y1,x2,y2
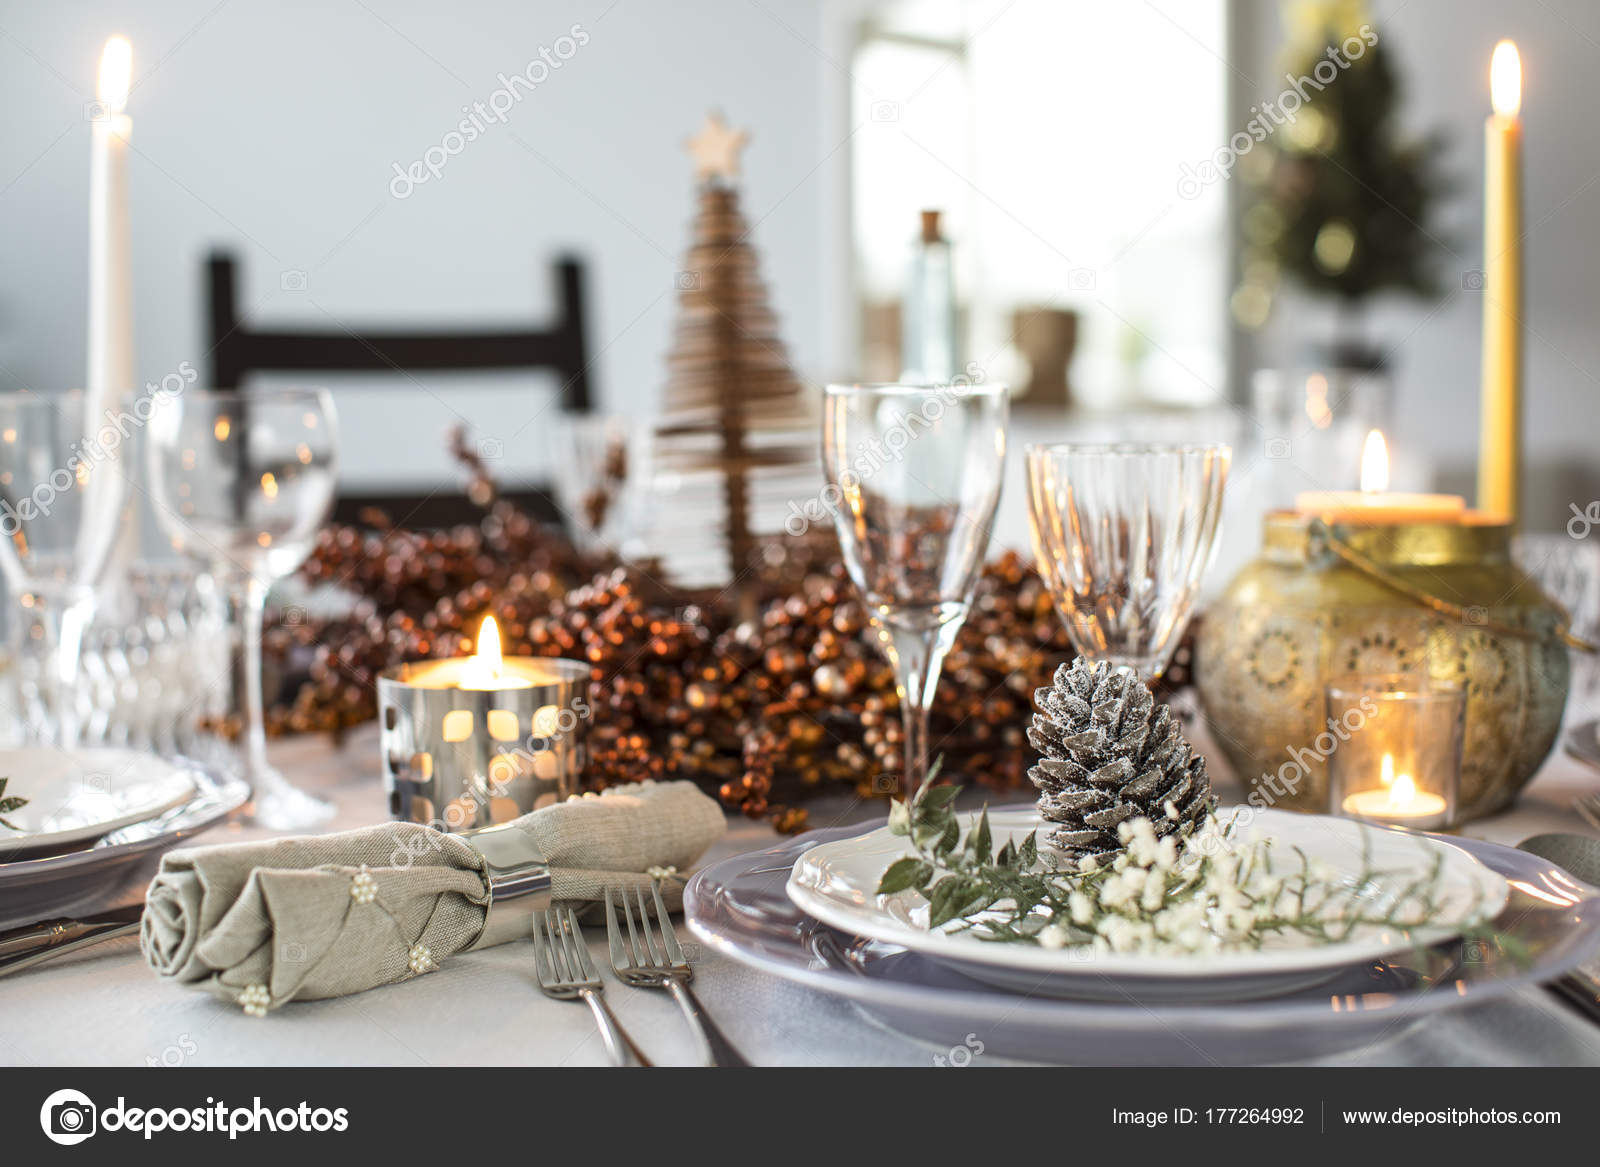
[
  {"x1": 4, "y1": 0, "x2": 1595, "y2": 509},
  {"x1": 0, "y1": 0, "x2": 831, "y2": 488},
  {"x1": 1232, "y1": 0, "x2": 1600, "y2": 521}
]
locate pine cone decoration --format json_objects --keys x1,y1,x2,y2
[{"x1": 1027, "y1": 659, "x2": 1212, "y2": 862}]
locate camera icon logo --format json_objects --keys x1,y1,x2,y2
[
  {"x1": 280, "y1": 269, "x2": 308, "y2": 292},
  {"x1": 870, "y1": 100, "x2": 900, "y2": 123},
  {"x1": 280, "y1": 941, "x2": 308, "y2": 963},
  {"x1": 477, "y1": 436, "x2": 504, "y2": 460},
  {"x1": 83, "y1": 772, "x2": 112, "y2": 795},
  {"x1": 1461, "y1": 938, "x2": 1490, "y2": 962},
  {"x1": 1069, "y1": 268, "x2": 1097, "y2": 291},
  {"x1": 1264, "y1": 437, "x2": 1292, "y2": 460},
  {"x1": 675, "y1": 270, "x2": 701, "y2": 291},
  {"x1": 40, "y1": 1088, "x2": 97, "y2": 1145},
  {"x1": 1462, "y1": 270, "x2": 1487, "y2": 291},
  {"x1": 1463, "y1": 605, "x2": 1489, "y2": 627},
  {"x1": 84, "y1": 100, "x2": 111, "y2": 123},
  {"x1": 872, "y1": 772, "x2": 902, "y2": 795}
]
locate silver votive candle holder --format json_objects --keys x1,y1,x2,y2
[
  {"x1": 378, "y1": 619, "x2": 590, "y2": 832},
  {"x1": 1325, "y1": 674, "x2": 1466, "y2": 831}
]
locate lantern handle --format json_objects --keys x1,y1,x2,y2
[{"x1": 1306, "y1": 519, "x2": 1599, "y2": 655}]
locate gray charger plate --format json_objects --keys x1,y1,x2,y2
[
  {"x1": 0, "y1": 757, "x2": 248, "y2": 927},
  {"x1": 686, "y1": 815, "x2": 1600, "y2": 1065}
]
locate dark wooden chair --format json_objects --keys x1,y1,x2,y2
[{"x1": 205, "y1": 251, "x2": 593, "y2": 527}]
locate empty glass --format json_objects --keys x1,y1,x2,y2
[
  {"x1": 0, "y1": 391, "x2": 127, "y2": 746},
  {"x1": 1026, "y1": 442, "x2": 1229, "y2": 682},
  {"x1": 822, "y1": 382, "x2": 1008, "y2": 794},
  {"x1": 147, "y1": 388, "x2": 339, "y2": 828},
  {"x1": 548, "y1": 413, "x2": 644, "y2": 555},
  {"x1": 75, "y1": 562, "x2": 228, "y2": 754}
]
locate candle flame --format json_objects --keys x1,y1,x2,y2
[
  {"x1": 1359, "y1": 429, "x2": 1389, "y2": 493},
  {"x1": 1491, "y1": 40, "x2": 1521, "y2": 117},
  {"x1": 1391, "y1": 772, "x2": 1417, "y2": 809},
  {"x1": 1380, "y1": 753, "x2": 1395, "y2": 786},
  {"x1": 97, "y1": 36, "x2": 132, "y2": 114},
  {"x1": 473, "y1": 615, "x2": 504, "y2": 675}
]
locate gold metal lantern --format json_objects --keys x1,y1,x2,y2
[{"x1": 1196, "y1": 512, "x2": 1573, "y2": 821}]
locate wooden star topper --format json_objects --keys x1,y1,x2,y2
[{"x1": 686, "y1": 112, "x2": 749, "y2": 184}]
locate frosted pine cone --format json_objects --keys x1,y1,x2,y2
[{"x1": 1027, "y1": 659, "x2": 1212, "y2": 863}]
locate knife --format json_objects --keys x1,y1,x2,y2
[
  {"x1": 0, "y1": 904, "x2": 144, "y2": 978},
  {"x1": 1515, "y1": 833, "x2": 1600, "y2": 1027}
]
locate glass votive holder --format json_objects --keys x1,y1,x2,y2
[{"x1": 1324, "y1": 674, "x2": 1466, "y2": 830}]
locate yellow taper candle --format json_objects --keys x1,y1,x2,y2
[{"x1": 1478, "y1": 40, "x2": 1522, "y2": 525}]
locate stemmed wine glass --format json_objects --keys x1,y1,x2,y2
[
  {"x1": 147, "y1": 388, "x2": 339, "y2": 828},
  {"x1": 822, "y1": 382, "x2": 1008, "y2": 794},
  {"x1": 1025, "y1": 442, "x2": 1230, "y2": 682},
  {"x1": 0, "y1": 391, "x2": 126, "y2": 746}
]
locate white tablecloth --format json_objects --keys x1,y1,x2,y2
[{"x1": 3, "y1": 725, "x2": 1599, "y2": 1067}]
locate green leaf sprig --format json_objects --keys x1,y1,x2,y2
[
  {"x1": 0, "y1": 776, "x2": 28, "y2": 833},
  {"x1": 874, "y1": 767, "x2": 1520, "y2": 965}
]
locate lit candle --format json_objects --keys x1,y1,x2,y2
[
  {"x1": 457, "y1": 616, "x2": 535, "y2": 691},
  {"x1": 378, "y1": 617, "x2": 591, "y2": 830},
  {"x1": 87, "y1": 35, "x2": 133, "y2": 433},
  {"x1": 1478, "y1": 40, "x2": 1522, "y2": 525},
  {"x1": 1341, "y1": 754, "x2": 1448, "y2": 824},
  {"x1": 1296, "y1": 430, "x2": 1467, "y2": 524},
  {"x1": 398, "y1": 614, "x2": 573, "y2": 691},
  {"x1": 86, "y1": 36, "x2": 137, "y2": 592}
]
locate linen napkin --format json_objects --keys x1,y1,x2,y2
[{"x1": 140, "y1": 779, "x2": 725, "y2": 1014}]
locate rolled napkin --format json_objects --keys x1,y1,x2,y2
[{"x1": 141, "y1": 779, "x2": 724, "y2": 1015}]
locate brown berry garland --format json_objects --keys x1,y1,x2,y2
[{"x1": 254, "y1": 433, "x2": 1196, "y2": 833}]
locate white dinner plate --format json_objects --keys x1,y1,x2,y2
[
  {"x1": 786, "y1": 806, "x2": 1508, "y2": 1002},
  {"x1": 0, "y1": 748, "x2": 197, "y2": 857},
  {"x1": 691, "y1": 819, "x2": 1600, "y2": 1065}
]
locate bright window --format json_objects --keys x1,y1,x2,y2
[{"x1": 850, "y1": 0, "x2": 1230, "y2": 408}]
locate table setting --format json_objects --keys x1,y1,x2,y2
[{"x1": 4, "y1": 7, "x2": 1600, "y2": 1090}]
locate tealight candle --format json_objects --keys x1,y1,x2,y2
[
  {"x1": 1340, "y1": 754, "x2": 1449, "y2": 824},
  {"x1": 1325, "y1": 676, "x2": 1465, "y2": 831},
  {"x1": 378, "y1": 615, "x2": 590, "y2": 832}
]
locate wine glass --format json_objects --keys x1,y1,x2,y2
[
  {"x1": 822, "y1": 382, "x2": 1008, "y2": 794},
  {"x1": 1026, "y1": 442, "x2": 1230, "y2": 682},
  {"x1": 0, "y1": 391, "x2": 127, "y2": 746},
  {"x1": 147, "y1": 388, "x2": 339, "y2": 828}
]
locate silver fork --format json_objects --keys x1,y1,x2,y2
[
  {"x1": 532, "y1": 905, "x2": 652, "y2": 1067},
  {"x1": 605, "y1": 883, "x2": 750, "y2": 1067},
  {"x1": 1576, "y1": 792, "x2": 1600, "y2": 832}
]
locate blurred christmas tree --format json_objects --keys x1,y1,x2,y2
[{"x1": 1234, "y1": 0, "x2": 1450, "y2": 350}]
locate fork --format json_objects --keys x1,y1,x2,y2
[
  {"x1": 1577, "y1": 792, "x2": 1600, "y2": 832},
  {"x1": 605, "y1": 883, "x2": 750, "y2": 1067},
  {"x1": 532, "y1": 905, "x2": 652, "y2": 1067}
]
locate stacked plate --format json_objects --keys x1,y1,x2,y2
[
  {"x1": 686, "y1": 805, "x2": 1600, "y2": 1064},
  {"x1": 0, "y1": 747, "x2": 247, "y2": 927}
]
